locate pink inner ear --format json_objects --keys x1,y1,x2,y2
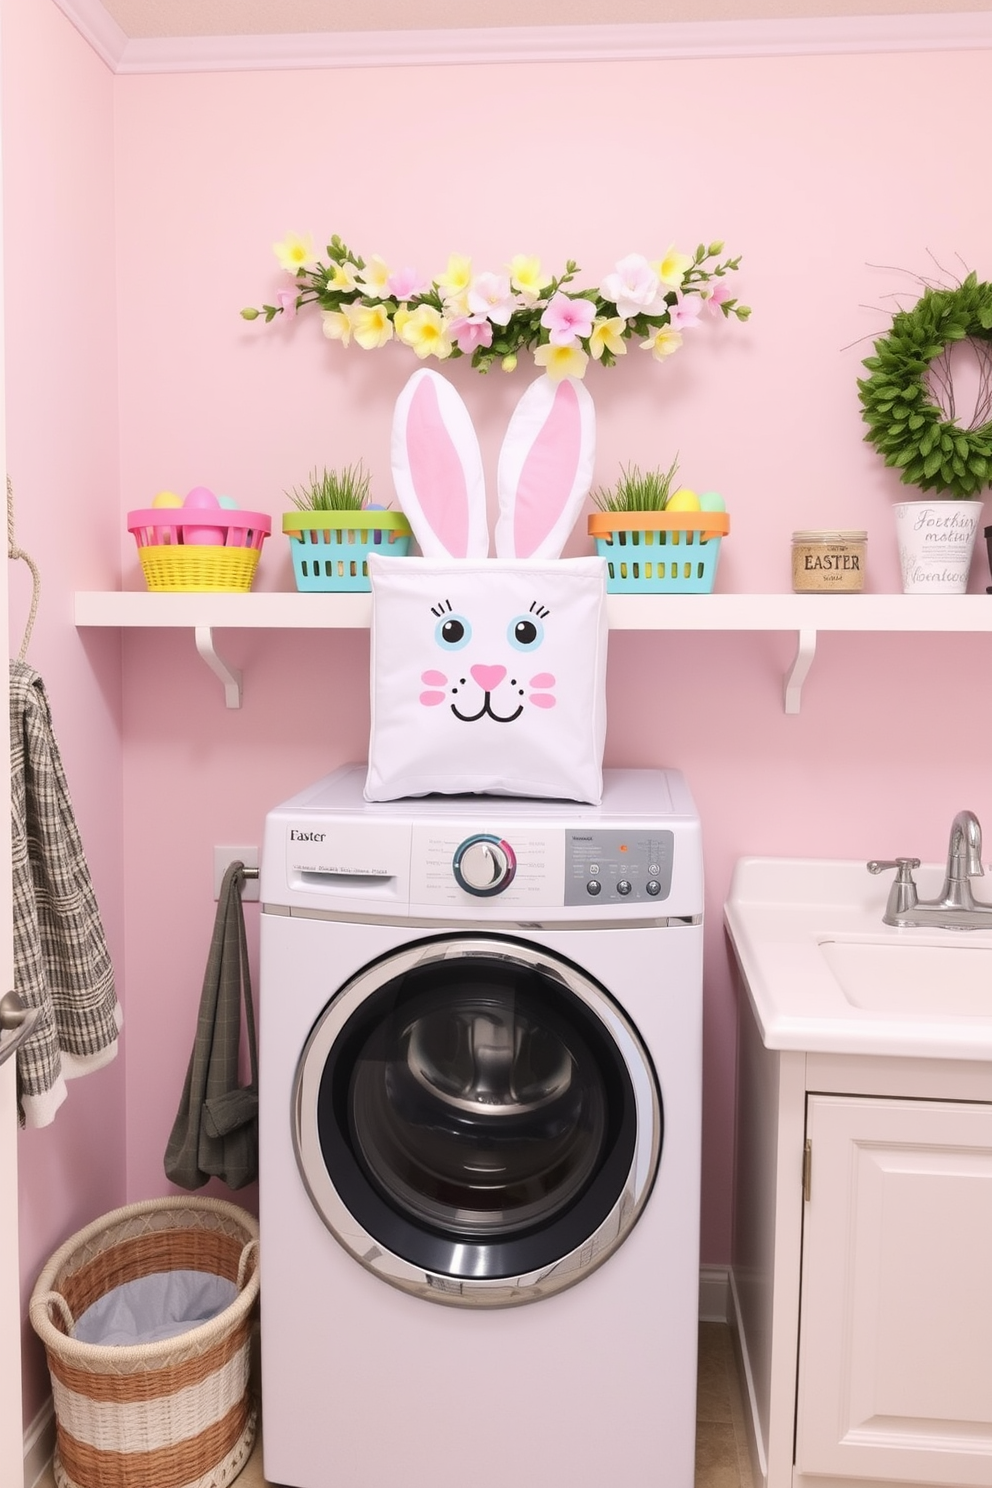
[
  {"x1": 407, "y1": 377, "x2": 470, "y2": 557},
  {"x1": 515, "y1": 380, "x2": 581, "y2": 556}
]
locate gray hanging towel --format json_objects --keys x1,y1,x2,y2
[
  {"x1": 165, "y1": 862, "x2": 259, "y2": 1190},
  {"x1": 10, "y1": 660, "x2": 121, "y2": 1128}
]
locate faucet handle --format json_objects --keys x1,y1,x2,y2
[{"x1": 867, "y1": 857, "x2": 920, "y2": 920}]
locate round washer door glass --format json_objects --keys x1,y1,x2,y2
[{"x1": 294, "y1": 936, "x2": 662, "y2": 1306}]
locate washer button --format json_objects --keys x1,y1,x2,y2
[
  {"x1": 649, "y1": 863, "x2": 661, "y2": 876},
  {"x1": 646, "y1": 880, "x2": 662, "y2": 897},
  {"x1": 586, "y1": 879, "x2": 603, "y2": 896},
  {"x1": 588, "y1": 863, "x2": 600, "y2": 876},
  {"x1": 617, "y1": 880, "x2": 632, "y2": 896}
]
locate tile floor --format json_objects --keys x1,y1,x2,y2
[{"x1": 35, "y1": 1323, "x2": 754, "y2": 1488}]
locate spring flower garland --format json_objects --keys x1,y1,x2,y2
[{"x1": 242, "y1": 233, "x2": 750, "y2": 380}]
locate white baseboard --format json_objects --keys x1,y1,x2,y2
[
  {"x1": 23, "y1": 1398, "x2": 54, "y2": 1488},
  {"x1": 699, "y1": 1263, "x2": 731, "y2": 1323}
]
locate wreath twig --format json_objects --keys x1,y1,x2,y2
[{"x1": 858, "y1": 271, "x2": 992, "y2": 500}]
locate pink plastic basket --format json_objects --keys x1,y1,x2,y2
[{"x1": 127, "y1": 509, "x2": 271, "y2": 552}]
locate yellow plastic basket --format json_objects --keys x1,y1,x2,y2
[
  {"x1": 128, "y1": 508, "x2": 271, "y2": 593},
  {"x1": 137, "y1": 546, "x2": 261, "y2": 593}
]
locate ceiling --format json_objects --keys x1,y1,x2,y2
[{"x1": 96, "y1": 0, "x2": 987, "y2": 38}]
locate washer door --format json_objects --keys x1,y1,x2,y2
[{"x1": 293, "y1": 935, "x2": 662, "y2": 1306}]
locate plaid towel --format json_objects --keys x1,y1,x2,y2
[{"x1": 10, "y1": 661, "x2": 121, "y2": 1127}]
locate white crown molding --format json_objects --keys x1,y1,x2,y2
[{"x1": 52, "y1": 2, "x2": 992, "y2": 75}]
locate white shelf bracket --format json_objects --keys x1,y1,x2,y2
[
  {"x1": 784, "y1": 628, "x2": 817, "y2": 714},
  {"x1": 194, "y1": 627, "x2": 242, "y2": 709}
]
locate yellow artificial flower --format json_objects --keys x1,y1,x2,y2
[
  {"x1": 508, "y1": 255, "x2": 544, "y2": 304},
  {"x1": 640, "y1": 326, "x2": 684, "y2": 361},
  {"x1": 328, "y1": 262, "x2": 359, "y2": 293},
  {"x1": 534, "y1": 342, "x2": 589, "y2": 381},
  {"x1": 273, "y1": 232, "x2": 317, "y2": 274},
  {"x1": 654, "y1": 246, "x2": 694, "y2": 290},
  {"x1": 396, "y1": 304, "x2": 453, "y2": 360},
  {"x1": 321, "y1": 309, "x2": 353, "y2": 346},
  {"x1": 357, "y1": 255, "x2": 392, "y2": 296},
  {"x1": 589, "y1": 317, "x2": 628, "y2": 361},
  {"x1": 349, "y1": 302, "x2": 394, "y2": 350},
  {"x1": 437, "y1": 254, "x2": 473, "y2": 299}
]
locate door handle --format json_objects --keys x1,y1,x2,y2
[{"x1": 0, "y1": 991, "x2": 39, "y2": 1068}]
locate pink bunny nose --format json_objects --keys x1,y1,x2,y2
[{"x1": 471, "y1": 664, "x2": 507, "y2": 692}]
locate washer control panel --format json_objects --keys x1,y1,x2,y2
[{"x1": 565, "y1": 829, "x2": 674, "y2": 905}]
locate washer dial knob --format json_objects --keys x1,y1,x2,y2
[{"x1": 453, "y1": 835, "x2": 517, "y2": 896}]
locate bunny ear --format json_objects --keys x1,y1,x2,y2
[
  {"x1": 391, "y1": 369, "x2": 488, "y2": 558},
  {"x1": 494, "y1": 375, "x2": 596, "y2": 559}
]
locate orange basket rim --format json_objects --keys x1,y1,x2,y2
[{"x1": 588, "y1": 510, "x2": 729, "y2": 537}]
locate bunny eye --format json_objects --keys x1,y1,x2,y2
[
  {"x1": 436, "y1": 614, "x2": 472, "y2": 650},
  {"x1": 508, "y1": 615, "x2": 545, "y2": 651}
]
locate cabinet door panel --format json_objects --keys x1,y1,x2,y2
[{"x1": 796, "y1": 1095, "x2": 992, "y2": 1486}]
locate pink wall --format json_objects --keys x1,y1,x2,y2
[
  {"x1": 7, "y1": 0, "x2": 992, "y2": 1428},
  {"x1": 3, "y1": 0, "x2": 127, "y2": 1425}
]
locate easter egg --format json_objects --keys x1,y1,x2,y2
[
  {"x1": 218, "y1": 495, "x2": 240, "y2": 509},
  {"x1": 151, "y1": 490, "x2": 183, "y2": 509},
  {"x1": 182, "y1": 486, "x2": 225, "y2": 545},
  {"x1": 699, "y1": 491, "x2": 726, "y2": 512},
  {"x1": 665, "y1": 488, "x2": 701, "y2": 512}
]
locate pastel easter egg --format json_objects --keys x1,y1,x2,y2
[
  {"x1": 699, "y1": 491, "x2": 726, "y2": 512},
  {"x1": 151, "y1": 490, "x2": 183, "y2": 508},
  {"x1": 665, "y1": 488, "x2": 701, "y2": 512},
  {"x1": 182, "y1": 487, "x2": 225, "y2": 544},
  {"x1": 218, "y1": 495, "x2": 240, "y2": 509}
]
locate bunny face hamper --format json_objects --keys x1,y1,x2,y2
[{"x1": 365, "y1": 368, "x2": 608, "y2": 805}]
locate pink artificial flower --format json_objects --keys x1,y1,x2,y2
[
  {"x1": 448, "y1": 316, "x2": 495, "y2": 353},
  {"x1": 667, "y1": 293, "x2": 702, "y2": 331},
  {"x1": 699, "y1": 280, "x2": 734, "y2": 313},
  {"x1": 540, "y1": 292, "x2": 596, "y2": 346},
  {"x1": 386, "y1": 267, "x2": 428, "y2": 301},
  {"x1": 467, "y1": 272, "x2": 517, "y2": 326},
  {"x1": 600, "y1": 253, "x2": 666, "y2": 319},
  {"x1": 274, "y1": 289, "x2": 298, "y2": 320}
]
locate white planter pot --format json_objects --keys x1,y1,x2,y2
[{"x1": 893, "y1": 500, "x2": 983, "y2": 594}]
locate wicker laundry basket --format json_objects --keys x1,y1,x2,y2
[{"x1": 30, "y1": 1197, "x2": 259, "y2": 1488}]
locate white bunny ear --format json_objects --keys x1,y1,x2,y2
[
  {"x1": 391, "y1": 369, "x2": 489, "y2": 558},
  {"x1": 494, "y1": 375, "x2": 596, "y2": 559}
]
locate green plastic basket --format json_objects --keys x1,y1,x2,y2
[{"x1": 283, "y1": 510, "x2": 412, "y2": 592}]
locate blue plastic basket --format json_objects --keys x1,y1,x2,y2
[
  {"x1": 283, "y1": 510, "x2": 412, "y2": 593},
  {"x1": 588, "y1": 512, "x2": 729, "y2": 594}
]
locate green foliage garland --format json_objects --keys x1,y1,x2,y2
[{"x1": 858, "y1": 273, "x2": 992, "y2": 500}]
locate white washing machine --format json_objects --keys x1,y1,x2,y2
[{"x1": 258, "y1": 765, "x2": 704, "y2": 1488}]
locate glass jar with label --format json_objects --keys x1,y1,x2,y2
[{"x1": 791, "y1": 531, "x2": 866, "y2": 592}]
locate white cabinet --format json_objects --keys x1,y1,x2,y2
[
  {"x1": 795, "y1": 1095, "x2": 992, "y2": 1488},
  {"x1": 730, "y1": 997, "x2": 992, "y2": 1488}
]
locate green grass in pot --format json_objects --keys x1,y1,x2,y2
[
  {"x1": 286, "y1": 462, "x2": 372, "y2": 512},
  {"x1": 591, "y1": 457, "x2": 680, "y2": 512}
]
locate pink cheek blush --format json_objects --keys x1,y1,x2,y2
[
  {"x1": 420, "y1": 692, "x2": 447, "y2": 707},
  {"x1": 421, "y1": 670, "x2": 448, "y2": 686},
  {"x1": 530, "y1": 673, "x2": 556, "y2": 688},
  {"x1": 529, "y1": 694, "x2": 556, "y2": 709}
]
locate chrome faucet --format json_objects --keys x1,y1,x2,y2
[{"x1": 868, "y1": 810, "x2": 992, "y2": 930}]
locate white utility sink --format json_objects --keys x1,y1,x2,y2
[
  {"x1": 725, "y1": 858, "x2": 992, "y2": 1059},
  {"x1": 818, "y1": 936, "x2": 992, "y2": 1017}
]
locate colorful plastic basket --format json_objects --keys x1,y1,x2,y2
[
  {"x1": 588, "y1": 510, "x2": 730, "y2": 594},
  {"x1": 283, "y1": 509, "x2": 413, "y2": 592},
  {"x1": 127, "y1": 508, "x2": 271, "y2": 593}
]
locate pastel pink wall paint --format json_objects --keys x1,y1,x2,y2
[
  {"x1": 2, "y1": 0, "x2": 127, "y2": 1426},
  {"x1": 112, "y1": 48, "x2": 992, "y2": 1263}
]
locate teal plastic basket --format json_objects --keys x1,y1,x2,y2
[
  {"x1": 589, "y1": 512, "x2": 729, "y2": 594},
  {"x1": 283, "y1": 510, "x2": 412, "y2": 593}
]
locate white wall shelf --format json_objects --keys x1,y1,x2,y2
[{"x1": 74, "y1": 590, "x2": 992, "y2": 712}]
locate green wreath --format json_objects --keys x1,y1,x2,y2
[{"x1": 858, "y1": 272, "x2": 992, "y2": 500}]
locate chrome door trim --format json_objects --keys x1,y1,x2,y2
[
  {"x1": 293, "y1": 936, "x2": 662, "y2": 1308},
  {"x1": 265, "y1": 902, "x2": 701, "y2": 930}
]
